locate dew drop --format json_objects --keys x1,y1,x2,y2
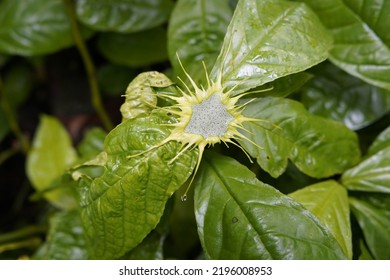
[
  {"x1": 181, "y1": 194, "x2": 187, "y2": 202},
  {"x1": 232, "y1": 217, "x2": 239, "y2": 223}
]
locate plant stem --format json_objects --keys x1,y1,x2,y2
[
  {"x1": 0, "y1": 78, "x2": 30, "y2": 154},
  {"x1": 0, "y1": 147, "x2": 18, "y2": 165},
  {"x1": 0, "y1": 225, "x2": 47, "y2": 244},
  {"x1": 62, "y1": 0, "x2": 113, "y2": 131},
  {"x1": 0, "y1": 238, "x2": 42, "y2": 254}
]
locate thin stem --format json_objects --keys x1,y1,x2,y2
[
  {"x1": 0, "y1": 147, "x2": 19, "y2": 165},
  {"x1": 0, "y1": 238, "x2": 42, "y2": 254},
  {"x1": 0, "y1": 78, "x2": 30, "y2": 154},
  {"x1": 0, "y1": 225, "x2": 47, "y2": 244},
  {"x1": 62, "y1": 0, "x2": 113, "y2": 131}
]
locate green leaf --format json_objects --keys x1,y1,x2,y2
[
  {"x1": 2, "y1": 63, "x2": 33, "y2": 109},
  {"x1": 80, "y1": 110, "x2": 197, "y2": 259},
  {"x1": 0, "y1": 108, "x2": 9, "y2": 142},
  {"x1": 297, "y1": 0, "x2": 390, "y2": 91},
  {"x1": 210, "y1": 0, "x2": 332, "y2": 95},
  {"x1": 350, "y1": 196, "x2": 390, "y2": 260},
  {"x1": 77, "y1": 127, "x2": 106, "y2": 160},
  {"x1": 0, "y1": 54, "x2": 10, "y2": 68},
  {"x1": 240, "y1": 97, "x2": 361, "y2": 178},
  {"x1": 97, "y1": 64, "x2": 137, "y2": 97},
  {"x1": 227, "y1": 72, "x2": 313, "y2": 100},
  {"x1": 98, "y1": 27, "x2": 168, "y2": 68},
  {"x1": 258, "y1": 72, "x2": 313, "y2": 98},
  {"x1": 359, "y1": 239, "x2": 374, "y2": 260},
  {"x1": 342, "y1": 147, "x2": 390, "y2": 194},
  {"x1": 119, "y1": 71, "x2": 173, "y2": 121},
  {"x1": 301, "y1": 63, "x2": 390, "y2": 130},
  {"x1": 168, "y1": 0, "x2": 232, "y2": 85},
  {"x1": 76, "y1": 0, "x2": 173, "y2": 33},
  {"x1": 289, "y1": 180, "x2": 352, "y2": 259},
  {"x1": 124, "y1": 231, "x2": 165, "y2": 260},
  {"x1": 342, "y1": 124, "x2": 390, "y2": 193},
  {"x1": 0, "y1": 0, "x2": 90, "y2": 56},
  {"x1": 195, "y1": 151, "x2": 346, "y2": 259},
  {"x1": 26, "y1": 115, "x2": 78, "y2": 209},
  {"x1": 368, "y1": 125, "x2": 390, "y2": 156},
  {"x1": 71, "y1": 128, "x2": 106, "y2": 182},
  {"x1": 34, "y1": 210, "x2": 88, "y2": 260},
  {"x1": 124, "y1": 199, "x2": 173, "y2": 260}
]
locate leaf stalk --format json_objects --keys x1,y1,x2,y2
[{"x1": 62, "y1": 0, "x2": 113, "y2": 131}]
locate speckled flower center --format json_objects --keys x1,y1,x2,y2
[{"x1": 184, "y1": 93, "x2": 234, "y2": 138}]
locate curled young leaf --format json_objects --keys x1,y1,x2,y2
[{"x1": 120, "y1": 72, "x2": 173, "y2": 121}]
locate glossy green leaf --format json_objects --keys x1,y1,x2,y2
[
  {"x1": 350, "y1": 197, "x2": 390, "y2": 259},
  {"x1": 26, "y1": 115, "x2": 78, "y2": 209},
  {"x1": 71, "y1": 128, "x2": 106, "y2": 182},
  {"x1": 120, "y1": 71, "x2": 173, "y2": 121},
  {"x1": 77, "y1": 127, "x2": 106, "y2": 160},
  {"x1": 235, "y1": 72, "x2": 313, "y2": 100},
  {"x1": 260, "y1": 72, "x2": 313, "y2": 98},
  {"x1": 98, "y1": 27, "x2": 168, "y2": 67},
  {"x1": 168, "y1": 0, "x2": 232, "y2": 85},
  {"x1": 289, "y1": 180, "x2": 352, "y2": 259},
  {"x1": 342, "y1": 123, "x2": 390, "y2": 193},
  {"x1": 368, "y1": 125, "x2": 390, "y2": 156},
  {"x1": 76, "y1": 0, "x2": 173, "y2": 33},
  {"x1": 80, "y1": 110, "x2": 197, "y2": 259},
  {"x1": 342, "y1": 147, "x2": 390, "y2": 194},
  {"x1": 210, "y1": 0, "x2": 332, "y2": 95},
  {"x1": 0, "y1": 0, "x2": 89, "y2": 56},
  {"x1": 358, "y1": 239, "x2": 374, "y2": 260},
  {"x1": 125, "y1": 200, "x2": 173, "y2": 260},
  {"x1": 34, "y1": 210, "x2": 88, "y2": 260},
  {"x1": 301, "y1": 63, "x2": 390, "y2": 130},
  {"x1": 195, "y1": 151, "x2": 346, "y2": 260},
  {"x1": 124, "y1": 231, "x2": 164, "y2": 260},
  {"x1": 240, "y1": 97, "x2": 361, "y2": 178},
  {"x1": 297, "y1": 0, "x2": 390, "y2": 91}
]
